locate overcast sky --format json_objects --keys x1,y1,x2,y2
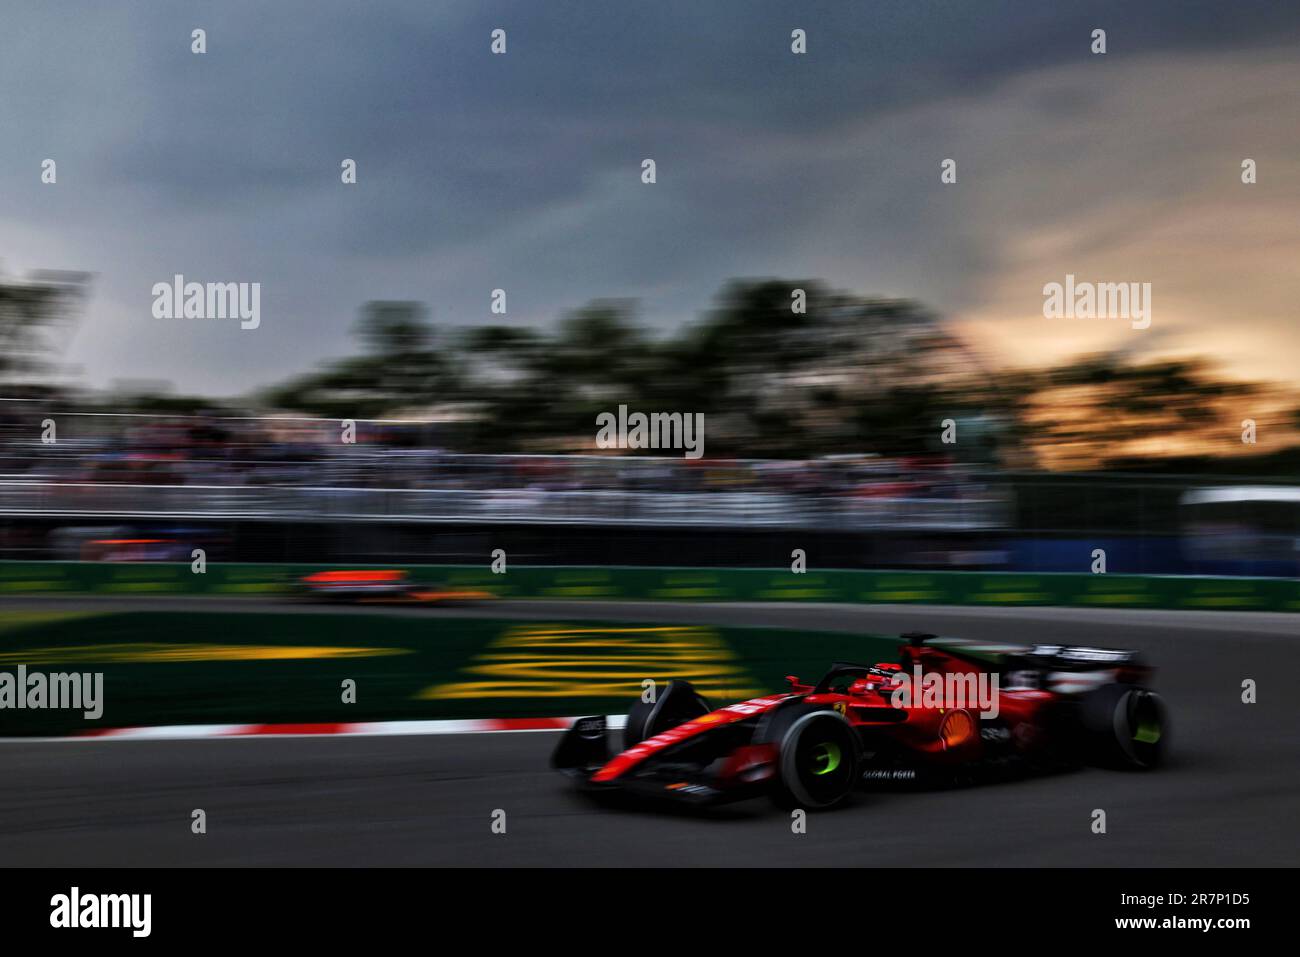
[{"x1": 2, "y1": 0, "x2": 1298, "y2": 396}]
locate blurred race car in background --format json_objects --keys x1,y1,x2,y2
[
  {"x1": 298, "y1": 568, "x2": 494, "y2": 605},
  {"x1": 554, "y1": 632, "x2": 1166, "y2": 809}
]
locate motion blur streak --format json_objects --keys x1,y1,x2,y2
[{"x1": 0, "y1": 601, "x2": 1295, "y2": 867}]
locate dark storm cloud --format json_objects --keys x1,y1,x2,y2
[{"x1": 1, "y1": 1, "x2": 1298, "y2": 393}]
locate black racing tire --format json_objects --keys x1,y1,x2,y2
[
  {"x1": 623, "y1": 680, "x2": 711, "y2": 750},
  {"x1": 771, "y1": 711, "x2": 860, "y2": 810},
  {"x1": 624, "y1": 697, "x2": 656, "y2": 749},
  {"x1": 1078, "y1": 684, "x2": 1167, "y2": 769}
]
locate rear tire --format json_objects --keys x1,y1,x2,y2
[
  {"x1": 1079, "y1": 684, "x2": 1166, "y2": 769},
  {"x1": 771, "y1": 711, "x2": 859, "y2": 810}
]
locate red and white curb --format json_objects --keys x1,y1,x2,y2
[{"x1": 0, "y1": 714, "x2": 628, "y2": 742}]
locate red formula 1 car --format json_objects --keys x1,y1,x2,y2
[
  {"x1": 553, "y1": 632, "x2": 1166, "y2": 809},
  {"x1": 298, "y1": 569, "x2": 494, "y2": 605}
]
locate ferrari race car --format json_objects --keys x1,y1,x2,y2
[
  {"x1": 298, "y1": 569, "x2": 494, "y2": 605},
  {"x1": 553, "y1": 632, "x2": 1166, "y2": 809}
]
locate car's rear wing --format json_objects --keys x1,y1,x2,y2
[
  {"x1": 919, "y1": 635, "x2": 1142, "y2": 668},
  {"x1": 912, "y1": 634, "x2": 1153, "y2": 690}
]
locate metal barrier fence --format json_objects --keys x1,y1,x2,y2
[{"x1": 0, "y1": 481, "x2": 1008, "y2": 529}]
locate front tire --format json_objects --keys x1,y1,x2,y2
[
  {"x1": 623, "y1": 680, "x2": 711, "y2": 750},
  {"x1": 771, "y1": 711, "x2": 860, "y2": 810}
]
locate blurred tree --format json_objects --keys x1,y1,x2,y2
[
  {"x1": 251, "y1": 281, "x2": 1298, "y2": 467},
  {"x1": 1013, "y1": 355, "x2": 1265, "y2": 469},
  {"x1": 261, "y1": 301, "x2": 454, "y2": 419},
  {"x1": 460, "y1": 301, "x2": 665, "y2": 449},
  {"x1": 670, "y1": 280, "x2": 995, "y2": 457},
  {"x1": 0, "y1": 269, "x2": 90, "y2": 394}
]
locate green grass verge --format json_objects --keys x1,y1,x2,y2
[{"x1": 0, "y1": 610, "x2": 898, "y2": 736}]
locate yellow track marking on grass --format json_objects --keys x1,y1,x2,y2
[
  {"x1": 420, "y1": 623, "x2": 761, "y2": 700},
  {"x1": 0, "y1": 643, "x2": 411, "y2": 664}
]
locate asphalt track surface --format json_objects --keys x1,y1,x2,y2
[{"x1": 1, "y1": 596, "x2": 1297, "y2": 867}]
